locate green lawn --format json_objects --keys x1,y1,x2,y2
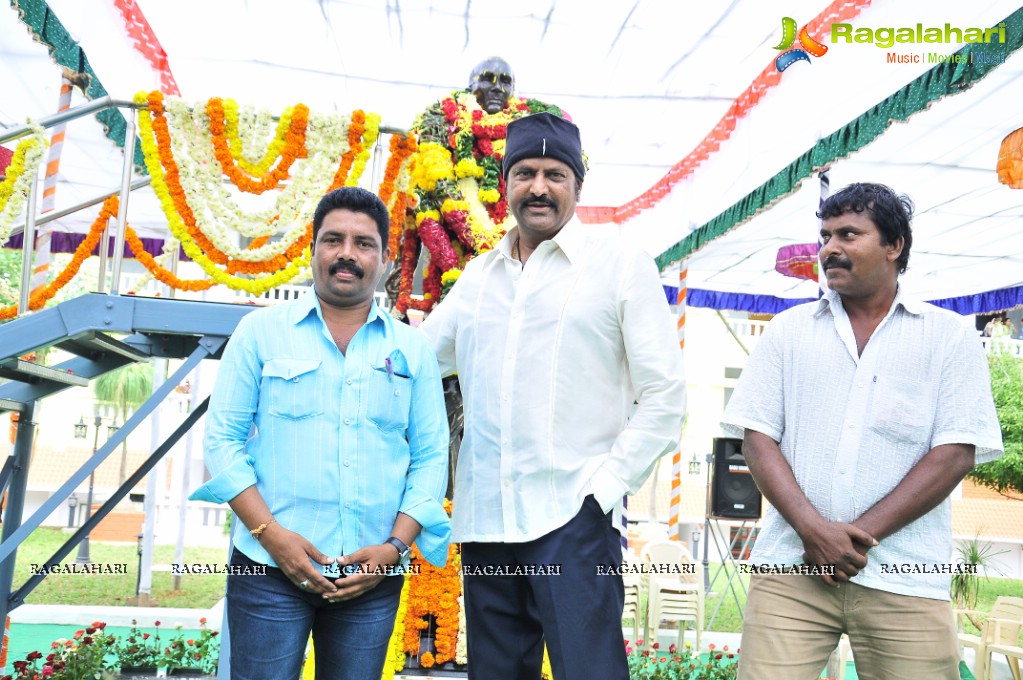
[
  {"x1": 7, "y1": 527, "x2": 1023, "y2": 640},
  {"x1": 9, "y1": 527, "x2": 228, "y2": 608}
]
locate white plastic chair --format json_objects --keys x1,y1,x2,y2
[
  {"x1": 621, "y1": 552, "x2": 643, "y2": 643},
  {"x1": 640, "y1": 540, "x2": 703, "y2": 650},
  {"x1": 957, "y1": 596, "x2": 1023, "y2": 680}
]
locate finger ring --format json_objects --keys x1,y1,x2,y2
[{"x1": 299, "y1": 579, "x2": 310, "y2": 589}]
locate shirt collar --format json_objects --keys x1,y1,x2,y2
[
  {"x1": 815, "y1": 283, "x2": 927, "y2": 318},
  {"x1": 287, "y1": 287, "x2": 387, "y2": 327},
  {"x1": 498, "y1": 215, "x2": 585, "y2": 265}
]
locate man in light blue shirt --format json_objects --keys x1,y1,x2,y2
[{"x1": 192, "y1": 187, "x2": 450, "y2": 680}]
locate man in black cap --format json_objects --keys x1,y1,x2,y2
[{"x1": 420, "y1": 112, "x2": 686, "y2": 679}]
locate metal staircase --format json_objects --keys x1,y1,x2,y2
[{"x1": 0, "y1": 292, "x2": 258, "y2": 623}]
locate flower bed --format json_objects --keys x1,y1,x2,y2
[{"x1": 1, "y1": 619, "x2": 218, "y2": 680}]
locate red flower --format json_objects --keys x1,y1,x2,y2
[
  {"x1": 652, "y1": 642, "x2": 660, "y2": 650},
  {"x1": 73, "y1": 630, "x2": 84, "y2": 640}
]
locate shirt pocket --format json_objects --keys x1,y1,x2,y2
[
  {"x1": 366, "y1": 363, "x2": 412, "y2": 432},
  {"x1": 261, "y1": 359, "x2": 324, "y2": 420},
  {"x1": 867, "y1": 377, "x2": 931, "y2": 444}
]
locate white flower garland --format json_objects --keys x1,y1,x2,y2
[
  {"x1": 0, "y1": 123, "x2": 49, "y2": 244},
  {"x1": 163, "y1": 99, "x2": 350, "y2": 261}
]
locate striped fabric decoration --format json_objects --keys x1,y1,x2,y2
[
  {"x1": 29, "y1": 76, "x2": 74, "y2": 296},
  {"x1": 668, "y1": 261, "x2": 688, "y2": 540}
]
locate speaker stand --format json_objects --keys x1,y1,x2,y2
[{"x1": 704, "y1": 516, "x2": 757, "y2": 630}]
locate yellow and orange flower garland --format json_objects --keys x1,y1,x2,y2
[
  {"x1": 1, "y1": 96, "x2": 417, "y2": 318},
  {"x1": 133, "y1": 91, "x2": 406, "y2": 297},
  {"x1": 0, "y1": 196, "x2": 215, "y2": 320},
  {"x1": 0, "y1": 124, "x2": 48, "y2": 244},
  {"x1": 381, "y1": 499, "x2": 463, "y2": 676},
  {"x1": 396, "y1": 92, "x2": 566, "y2": 314}
]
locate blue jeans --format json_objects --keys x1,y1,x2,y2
[{"x1": 226, "y1": 551, "x2": 403, "y2": 680}]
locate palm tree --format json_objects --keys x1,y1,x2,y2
[{"x1": 93, "y1": 361, "x2": 154, "y2": 485}]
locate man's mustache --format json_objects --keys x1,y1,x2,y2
[
  {"x1": 822, "y1": 255, "x2": 850, "y2": 271},
  {"x1": 329, "y1": 260, "x2": 364, "y2": 278},
  {"x1": 525, "y1": 197, "x2": 556, "y2": 209}
]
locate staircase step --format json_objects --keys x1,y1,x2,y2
[
  {"x1": 56, "y1": 331, "x2": 151, "y2": 362},
  {"x1": 0, "y1": 359, "x2": 88, "y2": 387},
  {"x1": 0, "y1": 398, "x2": 26, "y2": 413}
]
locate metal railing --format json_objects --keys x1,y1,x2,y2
[
  {"x1": 4, "y1": 95, "x2": 409, "y2": 319},
  {"x1": 4, "y1": 97, "x2": 144, "y2": 316}
]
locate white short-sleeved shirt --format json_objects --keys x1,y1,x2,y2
[{"x1": 721, "y1": 288, "x2": 1003, "y2": 600}]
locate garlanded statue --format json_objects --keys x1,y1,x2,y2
[{"x1": 391, "y1": 57, "x2": 568, "y2": 314}]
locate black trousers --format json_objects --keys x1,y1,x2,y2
[{"x1": 461, "y1": 495, "x2": 628, "y2": 680}]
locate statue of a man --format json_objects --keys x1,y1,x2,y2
[
  {"x1": 468, "y1": 57, "x2": 515, "y2": 114},
  {"x1": 392, "y1": 58, "x2": 569, "y2": 315}
]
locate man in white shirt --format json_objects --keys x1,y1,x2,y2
[
  {"x1": 420, "y1": 112, "x2": 686, "y2": 680},
  {"x1": 721, "y1": 183, "x2": 1003, "y2": 680}
]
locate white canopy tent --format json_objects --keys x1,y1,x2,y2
[{"x1": 2, "y1": 0, "x2": 1022, "y2": 312}]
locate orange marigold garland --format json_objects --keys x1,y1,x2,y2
[
  {"x1": 206, "y1": 96, "x2": 309, "y2": 194},
  {"x1": 402, "y1": 503, "x2": 461, "y2": 668}
]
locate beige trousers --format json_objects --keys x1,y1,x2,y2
[{"x1": 738, "y1": 574, "x2": 959, "y2": 680}]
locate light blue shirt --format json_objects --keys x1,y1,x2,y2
[{"x1": 191, "y1": 290, "x2": 451, "y2": 568}]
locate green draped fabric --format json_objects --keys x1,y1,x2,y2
[
  {"x1": 656, "y1": 7, "x2": 1023, "y2": 270},
  {"x1": 10, "y1": 0, "x2": 147, "y2": 172}
]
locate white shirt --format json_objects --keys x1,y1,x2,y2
[
  {"x1": 721, "y1": 288, "x2": 1003, "y2": 600},
  {"x1": 420, "y1": 218, "x2": 686, "y2": 543}
]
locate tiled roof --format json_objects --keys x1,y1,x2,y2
[
  {"x1": 952, "y1": 496, "x2": 1023, "y2": 542},
  {"x1": 28, "y1": 442, "x2": 149, "y2": 496}
]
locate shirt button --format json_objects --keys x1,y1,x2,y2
[
  {"x1": 346, "y1": 378, "x2": 353, "y2": 385},
  {"x1": 394, "y1": 389, "x2": 401, "y2": 396},
  {"x1": 344, "y1": 418, "x2": 352, "y2": 425},
  {"x1": 292, "y1": 377, "x2": 300, "y2": 383},
  {"x1": 501, "y1": 393, "x2": 509, "y2": 401},
  {"x1": 848, "y1": 423, "x2": 855, "y2": 428},
  {"x1": 344, "y1": 460, "x2": 351, "y2": 467},
  {"x1": 345, "y1": 502, "x2": 352, "y2": 509}
]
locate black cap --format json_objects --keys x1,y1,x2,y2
[{"x1": 503, "y1": 112, "x2": 585, "y2": 181}]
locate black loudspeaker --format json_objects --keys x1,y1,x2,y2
[{"x1": 710, "y1": 437, "x2": 762, "y2": 519}]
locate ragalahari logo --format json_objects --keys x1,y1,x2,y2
[{"x1": 774, "y1": 17, "x2": 829, "y2": 71}]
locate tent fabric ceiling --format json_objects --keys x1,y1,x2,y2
[{"x1": 2, "y1": 0, "x2": 1022, "y2": 312}]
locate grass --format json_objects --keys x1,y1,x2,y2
[
  {"x1": 8, "y1": 527, "x2": 1023, "y2": 641},
  {"x1": 9, "y1": 527, "x2": 228, "y2": 609}
]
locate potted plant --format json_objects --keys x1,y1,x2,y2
[
  {"x1": 2, "y1": 622, "x2": 116, "y2": 680},
  {"x1": 624, "y1": 640, "x2": 738, "y2": 680},
  {"x1": 112, "y1": 619, "x2": 162, "y2": 676},
  {"x1": 160, "y1": 619, "x2": 219, "y2": 678}
]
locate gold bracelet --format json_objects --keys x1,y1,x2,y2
[{"x1": 250, "y1": 518, "x2": 277, "y2": 540}]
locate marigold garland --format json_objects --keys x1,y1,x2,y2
[
  {"x1": 2, "y1": 94, "x2": 414, "y2": 309},
  {"x1": 223, "y1": 99, "x2": 294, "y2": 176},
  {"x1": 207, "y1": 97, "x2": 309, "y2": 193},
  {"x1": 0, "y1": 196, "x2": 216, "y2": 321},
  {"x1": 137, "y1": 91, "x2": 310, "y2": 295},
  {"x1": 401, "y1": 501, "x2": 461, "y2": 668},
  {"x1": 382, "y1": 572, "x2": 412, "y2": 679},
  {"x1": 0, "y1": 124, "x2": 49, "y2": 244}
]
